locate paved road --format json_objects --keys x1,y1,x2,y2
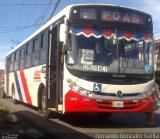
[{"x1": 1, "y1": 97, "x2": 160, "y2": 139}]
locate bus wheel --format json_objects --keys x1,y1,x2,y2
[
  {"x1": 145, "y1": 112, "x2": 155, "y2": 127},
  {"x1": 12, "y1": 85, "x2": 18, "y2": 104},
  {"x1": 41, "y1": 88, "x2": 51, "y2": 118}
]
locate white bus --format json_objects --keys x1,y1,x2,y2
[{"x1": 5, "y1": 4, "x2": 155, "y2": 126}]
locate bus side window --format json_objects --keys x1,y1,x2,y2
[
  {"x1": 32, "y1": 39, "x2": 35, "y2": 65},
  {"x1": 39, "y1": 32, "x2": 47, "y2": 64},
  {"x1": 25, "y1": 42, "x2": 32, "y2": 68},
  {"x1": 15, "y1": 50, "x2": 20, "y2": 70},
  {"x1": 9, "y1": 54, "x2": 13, "y2": 72},
  {"x1": 13, "y1": 52, "x2": 16, "y2": 71},
  {"x1": 32, "y1": 37, "x2": 40, "y2": 66},
  {"x1": 20, "y1": 48, "x2": 25, "y2": 69},
  {"x1": 10, "y1": 52, "x2": 16, "y2": 71},
  {"x1": 6, "y1": 56, "x2": 10, "y2": 73}
]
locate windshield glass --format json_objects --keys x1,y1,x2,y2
[{"x1": 67, "y1": 26, "x2": 153, "y2": 74}]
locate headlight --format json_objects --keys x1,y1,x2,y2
[
  {"x1": 138, "y1": 88, "x2": 154, "y2": 98},
  {"x1": 67, "y1": 79, "x2": 92, "y2": 96}
]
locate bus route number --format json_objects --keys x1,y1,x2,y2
[{"x1": 81, "y1": 49, "x2": 94, "y2": 61}]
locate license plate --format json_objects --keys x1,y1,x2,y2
[{"x1": 112, "y1": 101, "x2": 124, "y2": 108}]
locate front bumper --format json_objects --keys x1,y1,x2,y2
[{"x1": 65, "y1": 90, "x2": 154, "y2": 113}]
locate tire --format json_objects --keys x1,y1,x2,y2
[
  {"x1": 12, "y1": 85, "x2": 18, "y2": 104},
  {"x1": 41, "y1": 88, "x2": 51, "y2": 118},
  {"x1": 145, "y1": 112, "x2": 155, "y2": 127}
]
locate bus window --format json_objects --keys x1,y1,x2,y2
[
  {"x1": 5, "y1": 56, "x2": 10, "y2": 73},
  {"x1": 32, "y1": 37, "x2": 40, "y2": 66},
  {"x1": 10, "y1": 53, "x2": 15, "y2": 71},
  {"x1": 31, "y1": 40, "x2": 35, "y2": 65},
  {"x1": 25, "y1": 42, "x2": 32, "y2": 67},
  {"x1": 40, "y1": 32, "x2": 47, "y2": 64},
  {"x1": 20, "y1": 48, "x2": 25, "y2": 69},
  {"x1": 40, "y1": 33, "x2": 45, "y2": 48},
  {"x1": 15, "y1": 50, "x2": 20, "y2": 70}
]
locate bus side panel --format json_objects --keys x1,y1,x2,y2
[
  {"x1": 19, "y1": 65, "x2": 46, "y2": 107},
  {"x1": 7, "y1": 65, "x2": 46, "y2": 107},
  {"x1": 7, "y1": 71, "x2": 26, "y2": 103},
  {"x1": 7, "y1": 72, "x2": 18, "y2": 99}
]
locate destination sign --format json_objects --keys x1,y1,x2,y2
[
  {"x1": 102, "y1": 11, "x2": 144, "y2": 25},
  {"x1": 70, "y1": 6, "x2": 150, "y2": 26}
]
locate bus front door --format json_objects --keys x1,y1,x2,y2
[{"x1": 46, "y1": 25, "x2": 63, "y2": 113}]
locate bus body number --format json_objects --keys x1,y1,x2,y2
[{"x1": 83, "y1": 65, "x2": 108, "y2": 72}]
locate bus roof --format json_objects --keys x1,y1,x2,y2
[
  {"x1": 5, "y1": 3, "x2": 151, "y2": 57},
  {"x1": 68, "y1": 3, "x2": 151, "y2": 16}
]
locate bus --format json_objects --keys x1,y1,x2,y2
[{"x1": 5, "y1": 4, "x2": 155, "y2": 126}]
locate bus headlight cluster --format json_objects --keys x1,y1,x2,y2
[
  {"x1": 67, "y1": 79, "x2": 92, "y2": 97},
  {"x1": 138, "y1": 88, "x2": 155, "y2": 98}
]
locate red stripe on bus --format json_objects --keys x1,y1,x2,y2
[{"x1": 20, "y1": 70, "x2": 32, "y2": 105}]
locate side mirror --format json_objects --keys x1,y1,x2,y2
[
  {"x1": 59, "y1": 24, "x2": 66, "y2": 42},
  {"x1": 67, "y1": 51, "x2": 74, "y2": 64}
]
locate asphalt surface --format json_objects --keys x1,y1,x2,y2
[{"x1": 1, "y1": 97, "x2": 160, "y2": 139}]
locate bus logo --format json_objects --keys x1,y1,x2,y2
[
  {"x1": 93, "y1": 83, "x2": 101, "y2": 92},
  {"x1": 117, "y1": 90, "x2": 123, "y2": 97}
]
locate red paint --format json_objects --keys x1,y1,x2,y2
[
  {"x1": 124, "y1": 31, "x2": 134, "y2": 40},
  {"x1": 103, "y1": 29, "x2": 114, "y2": 38},
  {"x1": 34, "y1": 70, "x2": 41, "y2": 82},
  {"x1": 65, "y1": 90, "x2": 154, "y2": 113},
  {"x1": 143, "y1": 33, "x2": 150, "y2": 42},
  {"x1": 83, "y1": 28, "x2": 93, "y2": 36},
  {"x1": 20, "y1": 70, "x2": 32, "y2": 105}
]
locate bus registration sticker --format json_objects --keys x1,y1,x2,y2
[{"x1": 112, "y1": 101, "x2": 124, "y2": 108}]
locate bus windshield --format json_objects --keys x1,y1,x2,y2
[{"x1": 67, "y1": 26, "x2": 153, "y2": 74}]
